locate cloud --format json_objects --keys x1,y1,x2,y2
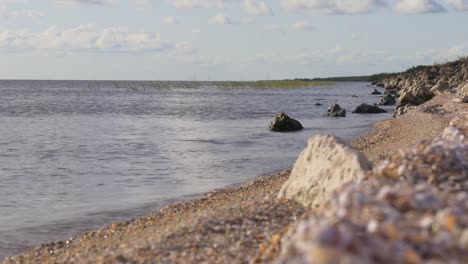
[
  {"x1": 55, "y1": 0, "x2": 118, "y2": 6},
  {"x1": 280, "y1": 0, "x2": 388, "y2": 14},
  {"x1": 243, "y1": 0, "x2": 272, "y2": 16},
  {"x1": 293, "y1": 21, "x2": 315, "y2": 31},
  {"x1": 171, "y1": 0, "x2": 223, "y2": 8},
  {"x1": 0, "y1": 25, "x2": 177, "y2": 53},
  {"x1": 0, "y1": 5, "x2": 45, "y2": 18},
  {"x1": 395, "y1": 0, "x2": 446, "y2": 14},
  {"x1": 162, "y1": 16, "x2": 177, "y2": 24},
  {"x1": 444, "y1": 0, "x2": 468, "y2": 11},
  {"x1": 211, "y1": 12, "x2": 235, "y2": 24}
]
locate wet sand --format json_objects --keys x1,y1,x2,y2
[{"x1": 2, "y1": 94, "x2": 466, "y2": 264}]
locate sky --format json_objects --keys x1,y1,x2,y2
[{"x1": 0, "y1": 0, "x2": 467, "y2": 80}]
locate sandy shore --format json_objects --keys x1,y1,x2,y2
[{"x1": 2, "y1": 94, "x2": 466, "y2": 264}]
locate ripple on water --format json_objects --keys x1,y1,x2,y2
[{"x1": 0, "y1": 80, "x2": 391, "y2": 259}]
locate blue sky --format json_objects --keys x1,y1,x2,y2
[{"x1": 0, "y1": 0, "x2": 467, "y2": 80}]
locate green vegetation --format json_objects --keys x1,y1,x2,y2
[
  {"x1": 304, "y1": 64, "x2": 433, "y2": 83},
  {"x1": 457, "y1": 56, "x2": 468, "y2": 62},
  {"x1": 308, "y1": 76, "x2": 374, "y2": 82}
]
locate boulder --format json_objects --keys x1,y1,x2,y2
[
  {"x1": 277, "y1": 135, "x2": 371, "y2": 208},
  {"x1": 326, "y1": 104, "x2": 346, "y2": 117},
  {"x1": 314, "y1": 102, "x2": 323, "y2": 106},
  {"x1": 269, "y1": 112, "x2": 303, "y2": 132},
  {"x1": 456, "y1": 82, "x2": 468, "y2": 103},
  {"x1": 379, "y1": 93, "x2": 396, "y2": 105},
  {"x1": 397, "y1": 91, "x2": 425, "y2": 108},
  {"x1": 352, "y1": 104, "x2": 387, "y2": 114},
  {"x1": 430, "y1": 81, "x2": 451, "y2": 95},
  {"x1": 371, "y1": 89, "x2": 382, "y2": 95}
]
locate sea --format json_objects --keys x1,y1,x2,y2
[{"x1": 0, "y1": 80, "x2": 391, "y2": 259}]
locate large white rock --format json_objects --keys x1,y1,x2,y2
[{"x1": 277, "y1": 135, "x2": 371, "y2": 208}]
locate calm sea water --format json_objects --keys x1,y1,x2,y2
[{"x1": 0, "y1": 80, "x2": 391, "y2": 258}]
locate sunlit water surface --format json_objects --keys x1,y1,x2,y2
[{"x1": 0, "y1": 80, "x2": 391, "y2": 258}]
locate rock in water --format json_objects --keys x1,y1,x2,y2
[
  {"x1": 371, "y1": 89, "x2": 382, "y2": 95},
  {"x1": 277, "y1": 135, "x2": 371, "y2": 208},
  {"x1": 269, "y1": 112, "x2": 303, "y2": 132},
  {"x1": 326, "y1": 104, "x2": 346, "y2": 117},
  {"x1": 352, "y1": 104, "x2": 387, "y2": 114}
]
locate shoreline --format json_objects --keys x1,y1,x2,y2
[{"x1": 3, "y1": 93, "x2": 465, "y2": 263}]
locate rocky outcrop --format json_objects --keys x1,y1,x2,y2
[
  {"x1": 269, "y1": 112, "x2": 303, "y2": 132},
  {"x1": 371, "y1": 88, "x2": 382, "y2": 95},
  {"x1": 382, "y1": 58, "x2": 468, "y2": 115},
  {"x1": 326, "y1": 104, "x2": 346, "y2": 117},
  {"x1": 352, "y1": 104, "x2": 387, "y2": 114},
  {"x1": 277, "y1": 135, "x2": 371, "y2": 208},
  {"x1": 277, "y1": 114, "x2": 468, "y2": 263}
]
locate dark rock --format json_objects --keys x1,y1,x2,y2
[
  {"x1": 376, "y1": 82, "x2": 384, "y2": 87},
  {"x1": 371, "y1": 89, "x2": 382, "y2": 95},
  {"x1": 384, "y1": 89, "x2": 398, "y2": 96},
  {"x1": 352, "y1": 104, "x2": 387, "y2": 114},
  {"x1": 314, "y1": 103, "x2": 323, "y2": 106},
  {"x1": 379, "y1": 93, "x2": 396, "y2": 105},
  {"x1": 351, "y1": 95, "x2": 359, "y2": 98},
  {"x1": 269, "y1": 112, "x2": 303, "y2": 132},
  {"x1": 326, "y1": 104, "x2": 346, "y2": 117}
]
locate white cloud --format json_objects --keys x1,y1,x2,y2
[
  {"x1": 280, "y1": 0, "x2": 388, "y2": 14},
  {"x1": 243, "y1": 0, "x2": 272, "y2": 16},
  {"x1": 162, "y1": 16, "x2": 177, "y2": 24},
  {"x1": 171, "y1": 0, "x2": 223, "y2": 8},
  {"x1": 0, "y1": 5, "x2": 45, "y2": 18},
  {"x1": 211, "y1": 12, "x2": 234, "y2": 24},
  {"x1": 55, "y1": 0, "x2": 118, "y2": 6},
  {"x1": 444, "y1": 0, "x2": 468, "y2": 11},
  {"x1": 0, "y1": 25, "x2": 176, "y2": 53},
  {"x1": 293, "y1": 21, "x2": 315, "y2": 31},
  {"x1": 395, "y1": 0, "x2": 446, "y2": 14}
]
